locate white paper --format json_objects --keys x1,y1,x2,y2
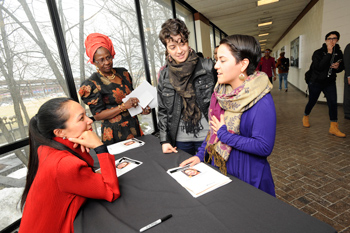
[
  {"x1": 107, "y1": 138, "x2": 145, "y2": 155},
  {"x1": 95, "y1": 156, "x2": 143, "y2": 177},
  {"x1": 115, "y1": 157, "x2": 143, "y2": 177},
  {"x1": 167, "y1": 163, "x2": 231, "y2": 198},
  {"x1": 122, "y1": 80, "x2": 157, "y2": 116}
]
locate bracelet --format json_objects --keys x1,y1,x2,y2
[
  {"x1": 118, "y1": 105, "x2": 123, "y2": 113},
  {"x1": 122, "y1": 103, "x2": 126, "y2": 112}
]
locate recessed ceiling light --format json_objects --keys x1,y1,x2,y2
[
  {"x1": 259, "y1": 33, "x2": 269, "y2": 37},
  {"x1": 258, "y1": 21, "x2": 272, "y2": 27},
  {"x1": 259, "y1": 39, "x2": 267, "y2": 42},
  {"x1": 257, "y1": 0, "x2": 279, "y2": 6},
  {"x1": 260, "y1": 43, "x2": 266, "y2": 46}
]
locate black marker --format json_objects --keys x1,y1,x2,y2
[{"x1": 139, "y1": 214, "x2": 172, "y2": 232}]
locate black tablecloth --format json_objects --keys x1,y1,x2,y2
[{"x1": 74, "y1": 135, "x2": 336, "y2": 233}]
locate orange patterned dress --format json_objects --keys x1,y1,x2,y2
[{"x1": 79, "y1": 67, "x2": 141, "y2": 145}]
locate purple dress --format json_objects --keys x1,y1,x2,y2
[{"x1": 196, "y1": 93, "x2": 276, "y2": 196}]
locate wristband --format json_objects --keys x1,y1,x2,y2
[{"x1": 94, "y1": 144, "x2": 108, "y2": 154}]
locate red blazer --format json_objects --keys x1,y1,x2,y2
[{"x1": 19, "y1": 137, "x2": 120, "y2": 233}]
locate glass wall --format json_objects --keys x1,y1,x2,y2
[
  {"x1": 176, "y1": 2, "x2": 196, "y2": 52},
  {"x1": 57, "y1": 0, "x2": 154, "y2": 135},
  {"x1": 0, "y1": 1, "x2": 67, "y2": 229},
  {"x1": 140, "y1": 0, "x2": 172, "y2": 87},
  {"x1": 210, "y1": 25, "x2": 215, "y2": 59}
]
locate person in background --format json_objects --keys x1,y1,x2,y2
[
  {"x1": 256, "y1": 48, "x2": 276, "y2": 84},
  {"x1": 213, "y1": 45, "x2": 219, "y2": 62},
  {"x1": 343, "y1": 43, "x2": 350, "y2": 119},
  {"x1": 196, "y1": 52, "x2": 204, "y2": 58},
  {"x1": 180, "y1": 35, "x2": 276, "y2": 196},
  {"x1": 79, "y1": 33, "x2": 150, "y2": 145},
  {"x1": 276, "y1": 52, "x2": 289, "y2": 92},
  {"x1": 19, "y1": 98, "x2": 120, "y2": 233},
  {"x1": 157, "y1": 18, "x2": 217, "y2": 155},
  {"x1": 302, "y1": 31, "x2": 345, "y2": 137}
]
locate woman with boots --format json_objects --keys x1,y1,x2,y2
[{"x1": 303, "y1": 31, "x2": 345, "y2": 137}]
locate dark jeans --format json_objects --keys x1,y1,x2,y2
[
  {"x1": 304, "y1": 82, "x2": 337, "y2": 121},
  {"x1": 176, "y1": 141, "x2": 204, "y2": 155}
]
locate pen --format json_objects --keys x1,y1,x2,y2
[{"x1": 139, "y1": 214, "x2": 172, "y2": 232}]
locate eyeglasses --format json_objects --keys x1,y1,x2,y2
[
  {"x1": 95, "y1": 56, "x2": 113, "y2": 64},
  {"x1": 327, "y1": 37, "x2": 338, "y2": 41}
]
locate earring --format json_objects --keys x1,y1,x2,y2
[
  {"x1": 239, "y1": 73, "x2": 245, "y2": 80},
  {"x1": 63, "y1": 136, "x2": 66, "y2": 140}
]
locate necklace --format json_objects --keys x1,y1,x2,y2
[{"x1": 98, "y1": 69, "x2": 116, "y2": 80}]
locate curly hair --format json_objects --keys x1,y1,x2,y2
[{"x1": 159, "y1": 18, "x2": 190, "y2": 47}]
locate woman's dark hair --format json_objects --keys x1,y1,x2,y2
[
  {"x1": 325, "y1": 31, "x2": 340, "y2": 40},
  {"x1": 159, "y1": 18, "x2": 190, "y2": 47},
  {"x1": 20, "y1": 97, "x2": 93, "y2": 210},
  {"x1": 219, "y1": 34, "x2": 261, "y2": 76}
]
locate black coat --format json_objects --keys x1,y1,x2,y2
[
  {"x1": 310, "y1": 43, "x2": 344, "y2": 85},
  {"x1": 157, "y1": 57, "x2": 217, "y2": 146}
]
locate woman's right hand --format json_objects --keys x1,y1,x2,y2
[
  {"x1": 162, "y1": 143, "x2": 178, "y2": 153},
  {"x1": 179, "y1": 156, "x2": 200, "y2": 167},
  {"x1": 68, "y1": 130, "x2": 103, "y2": 153}
]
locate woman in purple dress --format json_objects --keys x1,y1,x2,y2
[{"x1": 180, "y1": 35, "x2": 276, "y2": 196}]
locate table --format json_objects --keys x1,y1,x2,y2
[{"x1": 74, "y1": 135, "x2": 336, "y2": 233}]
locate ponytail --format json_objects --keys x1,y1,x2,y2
[{"x1": 20, "y1": 98, "x2": 94, "y2": 210}]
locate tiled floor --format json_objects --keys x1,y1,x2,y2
[{"x1": 269, "y1": 83, "x2": 350, "y2": 233}]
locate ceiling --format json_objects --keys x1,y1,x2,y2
[{"x1": 184, "y1": 0, "x2": 312, "y2": 50}]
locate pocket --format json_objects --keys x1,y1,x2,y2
[{"x1": 162, "y1": 89, "x2": 175, "y2": 109}]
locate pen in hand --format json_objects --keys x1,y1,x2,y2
[{"x1": 139, "y1": 214, "x2": 172, "y2": 232}]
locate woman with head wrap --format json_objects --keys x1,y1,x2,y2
[{"x1": 79, "y1": 33, "x2": 150, "y2": 145}]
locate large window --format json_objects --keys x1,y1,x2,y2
[
  {"x1": 0, "y1": 0, "x2": 68, "y2": 229},
  {"x1": 140, "y1": 0, "x2": 172, "y2": 87},
  {"x1": 58, "y1": 0, "x2": 154, "y2": 135},
  {"x1": 176, "y1": 2, "x2": 196, "y2": 51}
]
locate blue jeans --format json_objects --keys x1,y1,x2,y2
[
  {"x1": 304, "y1": 82, "x2": 338, "y2": 121},
  {"x1": 175, "y1": 141, "x2": 204, "y2": 155},
  {"x1": 279, "y1": 73, "x2": 288, "y2": 89}
]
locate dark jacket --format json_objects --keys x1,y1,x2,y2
[
  {"x1": 157, "y1": 58, "x2": 217, "y2": 146},
  {"x1": 310, "y1": 43, "x2": 344, "y2": 85}
]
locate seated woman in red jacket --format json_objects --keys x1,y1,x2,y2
[{"x1": 19, "y1": 97, "x2": 120, "y2": 233}]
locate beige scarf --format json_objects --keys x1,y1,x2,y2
[{"x1": 205, "y1": 71, "x2": 273, "y2": 175}]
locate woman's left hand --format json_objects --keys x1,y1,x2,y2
[
  {"x1": 210, "y1": 114, "x2": 225, "y2": 134},
  {"x1": 141, "y1": 106, "x2": 152, "y2": 115},
  {"x1": 69, "y1": 130, "x2": 103, "y2": 153}
]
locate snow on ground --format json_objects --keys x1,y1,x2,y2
[
  {"x1": 0, "y1": 168, "x2": 27, "y2": 230},
  {"x1": 0, "y1": 187, "x2": 23, "y2": 230}
]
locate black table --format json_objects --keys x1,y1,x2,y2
[{"x1": 74, "y1": 135, "x2": 336, "y2": 233}]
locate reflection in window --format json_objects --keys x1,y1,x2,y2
[{"x1": 57, "y1": 0, "x2": 154, "y2": 135}]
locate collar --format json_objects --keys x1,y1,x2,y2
[{"x1": 53, "y1": 137, "x2": 94, "y2": 167}]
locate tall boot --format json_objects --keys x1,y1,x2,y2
[
  {"x1": 302, "y1": 115, "x2": 310, "y2": 128},
  {"x1": 329, "y1": 122, "x2": 346, "y2": 138}
]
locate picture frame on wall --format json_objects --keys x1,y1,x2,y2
[{"x1": 290, "y1": 37, "x2": 299, "y2": 68}]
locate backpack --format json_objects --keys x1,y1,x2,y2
[{"x1": 279, "y1": 58, "x2": 289, "y2": 71}]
